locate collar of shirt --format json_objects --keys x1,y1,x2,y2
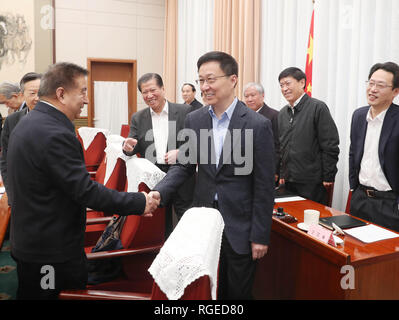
[
  {"x1": 150, "y1": 100, "x2": 168, "y2": 116},
  {"x1": 41, "y1": 100, "x2": 59, "y2": 110},
  {"x1": 288, "y1": 92, "x2": 306, "y2": 114},
  {"x1": 208, "y1": 97, "x2": 238, "y2": 121},
  {"x1": 256, "y1": 103, "x2": 264, "y2": 113},
  {"x1": 18, "y1": 101, "x2": 26, "y2": 111},
  {"x1": 366, "y1": 107, "x2": 388, "y2": 123}
]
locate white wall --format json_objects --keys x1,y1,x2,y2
[{"x1": 55, "y1": 0, "x2": 165, "y2": 111}]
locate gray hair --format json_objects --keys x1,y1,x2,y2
[
  {"x1": 243, "y1": 82, "x2": 264, "y2": 96},
  {"x1": 0, "y1": 82, "x2": 21, "y2": 99}
]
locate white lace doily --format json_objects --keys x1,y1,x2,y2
[
  {"x1": 125, "y1": 157, "x2": 166, "y2": 192},
  {"x1": 103, "y1": 134, "x2": 129, "y2": 185},
  {"x1": 148, "y1": 207, "x2": 225, "y2": 300},
  {"x1": 78, "y1": 127, "x2": 110, "y2": 150}
]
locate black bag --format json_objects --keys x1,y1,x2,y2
[{"x1": 87, "y1": 215, "x2": 127, "y2": 285}]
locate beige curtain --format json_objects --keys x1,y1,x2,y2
[
  {"x1": 163, "y1": 0, "x2": 178, "y2": 102},
  {"x1": 214, "y1": 0, "x2": 261, "y2": 100}
]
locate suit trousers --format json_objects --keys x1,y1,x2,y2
[
  {"x1": 350, "y1": 187, "x2": 399, "y2": 232},
  {"x1": 13, "y1": 253, "x2": 87, "y2": 300},
  {"x1": 217, "y1": 233, "x2": 257, "y2": 300},
  {"x1": 285, "y1": 181, "x2": 327, "y2": 205}
]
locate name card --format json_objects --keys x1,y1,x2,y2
[{"x1": 308, "y1": 224, "x2": 336, "y2": 247}]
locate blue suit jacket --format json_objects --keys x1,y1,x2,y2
[
  {"x1": 349, "y1": 103, "x2": 399, "y2": 203},
  {"x1": 154, "y1": 100, "x2": 275, "y2": 254}
]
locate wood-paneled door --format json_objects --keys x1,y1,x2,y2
[{"x1": 86, "y1": 58, "x2": 137, "y2": 129}]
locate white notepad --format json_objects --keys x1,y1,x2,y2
[
  {"x1": 275, "y1": 196, "x2": 306, "y2": 203},
  {"x1": 344, "y1": 224, "x2": 399, "y2": 243}
]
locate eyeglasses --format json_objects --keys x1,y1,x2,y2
[
  {"x1": 279, "y1": 81, "x2": 293, "y2": 89},
  {"x1": 195, "y1": 75, "x2": 231, "y2": 86},
  {"x1": 366, "y1": 80, "x2": 393, "y2": 90}
]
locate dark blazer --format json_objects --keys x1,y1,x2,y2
[
  {"x1": 1, "y1": 107, "x2": 29, "y2": 193},
  {"x1": 126, "y1": 101, "x2": 191, "y2": 161},
  {"x1": 349, "y1": 103, "x2": 399, "y2": 203},
  {"x1": 8, "y1": 101, "x2": 146, "y2": 263},
  {"x1": 258, "y1": 103, "x2": 280, "y2": 175},
  {"x1": 189, "y1": 98, "x2": 203, "y2": 112},
  {"x1": 154, "y1": 100, "x2": 275, "y2": 254}
]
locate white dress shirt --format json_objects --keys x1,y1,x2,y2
[
  {"x1": 359, "y1": 108, "x2": 392, "y2": 191},
  {"x1": 150, "y1": 101, "x2": 169, "y2": 164}
]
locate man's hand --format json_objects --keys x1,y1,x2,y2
[
  {"x1": 164, "y1": 149, "x2": 179, "y2": 165},
  {"x1": 251, "y1": 242, "x2": 268, "y2": 260},
  {"x1": 122, "y1": 138, "x2": 137, "y2": 153},
  {"x1": 279, "y1": 178, "x2": 285, "y2": 185},
  {"x1": 323, "y1": 181, "x2": 334, "y2": 187},
  {"x1": 142, "y1": 191, "x2": 160, "y2": 217}
]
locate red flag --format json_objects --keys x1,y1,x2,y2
[{"x1": 305, "y1": 9, "x2": 314, "y2": 96}]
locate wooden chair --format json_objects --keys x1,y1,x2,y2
[
  {"x1": 345, "y1": 190, "x2": 352, "y2": 214},
  {"x1": 60, "y1": 182, "x2": 166, "y2": 299},
  {"x1": 0, "y1": 193, "x2": 10, "y2": 249},
  {"x1": 120, "y1": 124, "x2": 130, "y2": 138},
  {"x1": 325, "y1": 183, "x2": 334, "y2": 207},
  {"x1": 60, "y1": 207, "x2": 222, "y2": 300},
  {"x1": 76, "y1": 130, "x2": 107, "y2": 174}
]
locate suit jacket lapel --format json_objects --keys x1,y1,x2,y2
[
  {"x1": 379, "y1": 104, "x2": 398, "y2": 168},
  {"x1": 167, "y1": 102, "x2": 178, "y2": 152}
]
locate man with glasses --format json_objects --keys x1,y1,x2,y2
[
  {"x1": 277, "y1": 67, "x2": 339, "y2": 205},
  {"x1": 151, "y1": 51, "x2": 275, "y2": 299},
  {"x1": 122, "y1": 73, "x2": 194, "y2": 238},
  {"x1": 349, "y1": 62, "x2": 399, "y2": 231}
]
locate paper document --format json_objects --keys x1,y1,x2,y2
[
  {"x1": 275, "y1": 196, "x2": 306, "y2": 203},
  {"x1": 344, "y1": 224, "x2": 399, "y2": 243}
]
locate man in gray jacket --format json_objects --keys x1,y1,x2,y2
[{"x1": 278, "y1": 67, "x2": 339, "y2": 205}]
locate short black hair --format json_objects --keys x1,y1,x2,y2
[
  {"x1": 38, "y1": 62, "x2": 88, "y2": 98},
  {"x1": 278, "y1": 67, "x2": 307, "y2": 90},
  {"x1": 182, "y1": 83, "x2": 196, "y2": 92},
  {"x1": 138, "y1": 73, "x2": 163, "y2": 92},
  {"x1": 197, "y1": 51, "x2": 238, "y2": 77},
  {"x1": 368, "y1": 62, "x2": 399, "y2": 89},
  {"x1": 20, "y1": 72, "x2": 42, "y2": 92}
]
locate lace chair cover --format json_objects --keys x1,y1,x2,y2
[
  {"x1": 148, "y1": 207, "x2": 225, "y2": 300},
  {"x1": 125, "y1": 157, "x2": 166, "y2": 192},
  {"x1": 78, "y1": 127, "x2": 110, "y2": 150},
  {"x1": 102, "y1": 135, "x2": 129, "y2": 185}
]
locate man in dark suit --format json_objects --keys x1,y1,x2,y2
[
  {"x1": 150, "y1": 51, "x2": 275, "y2": 299},
  {"x1": 243, "y1": 82, "x2": 280, "y2": 182},
  {"x1": 349, "y1": 62, "x2": 399, "y2": 232},
  {"x1": 1, "y1": 72, "x2": 42, "y2": 194},
  {"x1": 122, "y1": 73, "x2": 194, "y2": 237},
  {"x1": 7, "y1": 62, "x2": 159, "y2": 300},
  {"x1": 181, "y1": 82, "x2": 203, "y2": 111}
]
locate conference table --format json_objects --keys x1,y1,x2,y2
[{"x1": 253, "y1": 196, "x2": 399, "y2": 300}]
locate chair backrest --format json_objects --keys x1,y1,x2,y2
[
  {"x1": 345, "y1": 190, "x2": 352, "y2": 214},
  {"x1": 151, "y1": 275, "x2": 212, "y2": 300},
  {"x1": 77, "y1": 130, "x2": 107, "y2": 171},
  {"x1": 325, "y1": 183, "x2": 334, "y2": 207},
  {"x1": 120, "y1": 124, "x2": 130, "y2": 138},
  {"x1": 120, "y1": 182, "x2": 165, "y2": 250},
  {"x1": 148, "y1": 207, "x2": 224, "y2": 300}
]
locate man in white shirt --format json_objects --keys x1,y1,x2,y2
[
  {"x1": 122, "y1": 73, "x2": 194, "y2": 237},
  {"x1": 349, "y1": 62, "x2": 399, "y2": 231}
]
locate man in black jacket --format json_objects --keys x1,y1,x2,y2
[
  {"x1": 8, "y1": 62, "x2": 159, "y2": 299},
  {"x1": 278, "y1": 67, "x2": 339, "y2": 205}
]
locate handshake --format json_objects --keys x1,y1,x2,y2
[{"x1": 142, "y1": 191, "x2": 161, "y2": 217}]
